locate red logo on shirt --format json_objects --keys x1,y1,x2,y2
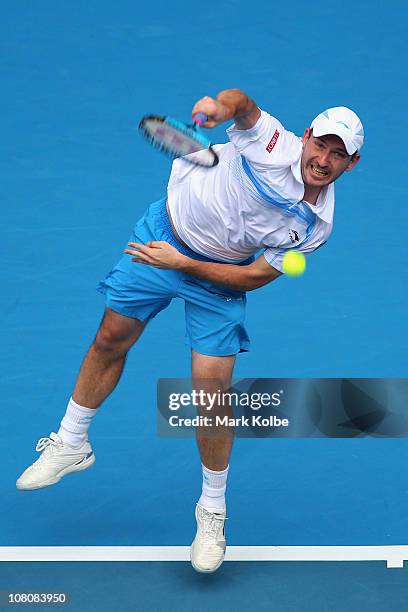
[{"x1": 266, "y1": 129, "x2": 280, "y2": 153}]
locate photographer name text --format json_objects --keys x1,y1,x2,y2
[{"x1": 168, "y1": 415, "x2": 289, "y2": 427}]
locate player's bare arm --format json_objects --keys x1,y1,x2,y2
[
  {"x1": 180, "y1": 251, "x2": 281, "y2": 290},
  {"x1": 192, "y1": 88, "x2": 261, "y2": 130},
  {"x1": 124, "y1": 241, "x2": 281, "y2": 291}
]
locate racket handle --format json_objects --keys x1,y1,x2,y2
[{"x1": 192, "y1": 112, "x2": 208, "y2": 126}]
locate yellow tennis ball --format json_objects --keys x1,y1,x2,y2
[{"x1": 282, "y1": 250, "x2": 306, "y2": 277}]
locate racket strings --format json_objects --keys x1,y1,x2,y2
[{"x1": 140, "y1": 116, "x2": 218, "y2": 167}]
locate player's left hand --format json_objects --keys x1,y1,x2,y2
[{"x1": 124, "y1": 241, "x2": 188, "y2": 270}]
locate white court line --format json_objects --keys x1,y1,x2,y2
[{"x1": 0, "y1": 546, "x2": 406, "y2": 568}]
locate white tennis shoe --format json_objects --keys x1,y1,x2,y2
[
  {"x1": 16, "y1": 432, "x2": 95, "y2": 491},
  {"x1": 190, "y1": 504, "x2": 227, "y2": 573}
]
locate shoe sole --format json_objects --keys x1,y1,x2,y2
[
  {"x1": 16, "y1": 454, "x2": 96, "y2": 491},
  {"x1": 190, "y1": 543, "x2": 226, "y2": 574}
]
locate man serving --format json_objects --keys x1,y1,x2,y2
[{"x1": 16, "y1": 89, "x2": 363, "y2": 573}]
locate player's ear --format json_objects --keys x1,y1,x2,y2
[
  {"x1": 345, "y1": 152, "x2": 360, "y2": 172},
  {"x1": 302, "y1": 128, "x2": 312, "y2": 145}
]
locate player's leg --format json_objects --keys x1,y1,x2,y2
[
  {"x1": 192, "y1": 350, "x2": 235, "y2": 473},
  {"x1": 17, "y1": 197, "x2": 178, "y2": 491},
  {"x1": 190, "y1": 350, "x2": 236, "y2": 574},
  {"x1": 72, "y1": 307, "x2": 147, "y2": 409},
  {"x1": 56, "y1": 307, "x2": 147, "y2": 446},
  {"x1": 180, "y1": 270, "x2": 249, "y2": 573},
  {"x1": 16, "y1": 308, "x2": 147, "y2": 491}
]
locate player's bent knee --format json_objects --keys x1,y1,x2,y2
[{"x1": 93, "y1": 315, "x2": 146, "y2": 354}]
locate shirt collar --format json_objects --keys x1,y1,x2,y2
[{"x1": 291, "y1": 146, "x2": 335, "y2": 224}]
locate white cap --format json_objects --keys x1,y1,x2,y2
[{"x1": 311, "y1": 106, "x2": 364, "y2": 155}]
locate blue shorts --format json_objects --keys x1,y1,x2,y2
[{"x1": 97, "y1": 198, "x2": 252, "y2": 356}]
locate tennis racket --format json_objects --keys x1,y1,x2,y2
[{"x1": 139, "y1": 112, "x2": 219, "y2": 167}]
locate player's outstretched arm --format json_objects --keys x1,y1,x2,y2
[
  {"x1": 179, "y1": 251, "x2": 281, "y2": 291},
  {"x1": 192, "y1": 89, "x2": 261, "y2": 130},
  {"x1": 125, "y1": 241, "x2": 281, "y2": 291}
]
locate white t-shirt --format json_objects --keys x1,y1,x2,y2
[{"x1": 167, "y1": 110, "x2": 334, "y2": 271}]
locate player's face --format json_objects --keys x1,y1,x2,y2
[{"x1": 301, "y1": 129, "x2": 360, "y2": 187}]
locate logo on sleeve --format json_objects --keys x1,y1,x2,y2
[{"x1": 266, "y1": 129, "x2": 280, "y2": 153}]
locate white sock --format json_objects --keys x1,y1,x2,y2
[
  {"x1": 57, "y1": 397, "x2": 98, "y2": 447},
  {"x1": 198, "y1": 464, "x2": 229, "y2": 511}
]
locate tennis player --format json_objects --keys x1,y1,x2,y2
[{"x1": 16, "y1": 89, "x2": 363, "y2": 573}]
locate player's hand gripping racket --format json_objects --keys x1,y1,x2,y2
[{"x1": 139, "y1": 112, "x2": 219, "y2": 167}]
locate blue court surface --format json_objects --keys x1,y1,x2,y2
[{"x1": 1, "y1": 0, "x2": 408, "y2": 610}]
